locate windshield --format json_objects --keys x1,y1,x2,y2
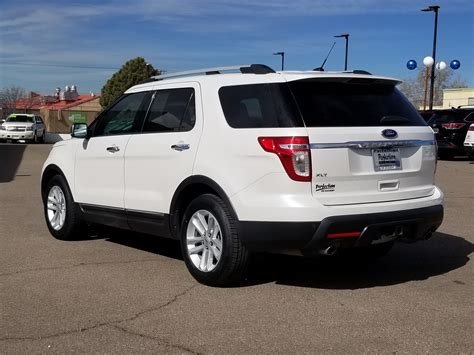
[
  {"x1": 6, "y1": 115, "x2": 34, "y2": 123},
  {"x1": 289, "y1": 80, "x2": 426, "y2": 127}
]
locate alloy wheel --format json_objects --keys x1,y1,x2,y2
[
  {"x1": 47, "y1": 186, "x2": 66, "y2": 230},
  {"x1": 186, "y1": 209, "x2": 223, "y2": 272}
]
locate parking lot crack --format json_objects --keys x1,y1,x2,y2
[
  {"x1": 116, "y1": 283, "x2": 198, "y2": 325},
  {"x1": 0, "y1": 284, "x2": 198, "y2": 345},
  {"x1": 0, "y1": 258, "x2": 158, "y2": 277},
  {"x1": 110, "y1": 324, "x2": 200, "y2": 354},
  {"x1": 0, "y1": 321, "x2": 113, "y2": 342}
]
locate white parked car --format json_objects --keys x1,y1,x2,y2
[
  {"x1": 41, "y1": 64, "x2": 444, "y2": 286},
  {"x1": 0, "y1": 113, "x2": 46, "y2": 143},
  {"x1": 463, "y1": 123, "x2": 474, "y2": 158}
]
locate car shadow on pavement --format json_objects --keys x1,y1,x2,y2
[
  {"x1": 244, "y1": 232, "x2": 473, "y2": 289},
  {"x1": 0, "y1": 144, "x2": 27, "y2": 183},
  {"x1": 100, "y1": 228, "x2": 184, "y2": 261},
  {"x1": 102, "y1": 229, "x2": 473, "y2": 289}
]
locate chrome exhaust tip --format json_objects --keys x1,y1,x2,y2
[{"x1": 319, "y1": 243, "x2": 339, "y2": 256}]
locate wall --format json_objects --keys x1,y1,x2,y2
[
  {"x1": 442, "y1": 88, "x2": 474, "y2": 108},
  {"x1": 41, "y1": 97, "x2": 102, "y2": 133},
  {"x1": 42, "y1": 109, "x2": 100, "y2": 133}
]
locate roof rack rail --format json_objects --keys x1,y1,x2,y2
[
  {"x1": 347, "y1": 70, "x2": 372, "y2": 75},
  {"x1": 149, "y1": 64, "x2": 275, "y2": 81}
]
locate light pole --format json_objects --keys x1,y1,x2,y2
[
  {"x1": 421, "y1": 5, "x2": 440, "y2": 111},
  {"x1": 334, "y1": 34, "x2": 349, "y2": 71},
  {"x1": 273, "y1": 52, "x2": 285, "y2": 70},
  {"x1": 422, "y1": 56, "x2": 434, "y2": 111}
]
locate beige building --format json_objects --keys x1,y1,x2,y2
[
  {"x1": 440, "y1": 87, "x2": 474, "y2": 108},
  {"x1": 12, "y1": 87, "x2": 102, "y2": 133}
]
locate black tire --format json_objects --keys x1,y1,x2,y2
[
  {"x1": 31, "y1": 131, "x2": 38, "y2": 144},
  {"x1": 180, "y1": 194, "x2": 249, "y2": 287},
  {"x1": 43, "y1": 175, "x2": 85, "y2": 240},
  {"x1": 39, "y1": 131, "x2": 45, "y2": 143},
  {"x1": 438, "y1": 151, "x2": 453, "y2": 160}
]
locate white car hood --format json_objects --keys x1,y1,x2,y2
[{"x1": 2, "y1": 122, "x2": 34, "y2": 128}]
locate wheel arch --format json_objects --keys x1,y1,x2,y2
[
  {"x1": 169, "y1": 175, "x2": 239, "y2": 239},
  {"x1": 41, "y1": 164, "x2": 71, "y2": 201}
]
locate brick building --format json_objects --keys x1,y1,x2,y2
[{"x1": 13, "y1": 86, "x2": 102, "y2": 133}]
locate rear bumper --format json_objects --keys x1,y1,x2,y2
[
  {"x1": 464, "y1": 143, "x2": 474, "y2": 155},
  {"x1": 436, "y1": 138, "x2": 464, "y2": 151},
  {"x1": 239, "y1": 204, "x2": 443, "y2": 253}
]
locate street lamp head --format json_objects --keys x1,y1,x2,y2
[
  {"x1": 436, "y1": 61, "x2": 447, "y2": 71},
  {"x1": 421, "y1": 5, "x2": 440, "y2": 12},
  {"x1": 273, "y1": 52, "x2": 284, "y2": 56},
  {"x1": 423, "y1": 56, "x2": 434, "y2": 67},
  {"x1": 334, "y1": 34, "x2": 349, "y2": 38}
]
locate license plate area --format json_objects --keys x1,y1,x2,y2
[{"x1": 372, "y1": 148, "x2": 401, "y2": 171}]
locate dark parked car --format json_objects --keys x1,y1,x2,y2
[
  {"x1": 427, "y1": 107, "x2": 474, "y2": 159},
  {"x1": 418, "y1": 110, "x2": 435, "y2": 122}
]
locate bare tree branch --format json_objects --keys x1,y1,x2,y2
[
  {"x1": 399, "y1": 69, "x2": 469, "y2": 109},
  {"x1": 0, "y1": 86, "x2": 26, "y2": 116}
]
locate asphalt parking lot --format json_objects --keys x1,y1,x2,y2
[{"x1": 1, "y1": 143, "x2": 473, "y2": 354}]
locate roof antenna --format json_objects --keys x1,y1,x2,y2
[{"x1": 313, "y1": 41, "x2": 336, "y2": 71}]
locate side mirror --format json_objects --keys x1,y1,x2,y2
[{"x1": 71, "y1": 123, "x2": 89, "y2": 139}]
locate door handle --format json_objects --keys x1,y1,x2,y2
[
  {"x1": 106, "y1": 145, "x2": 120, "y2": 153},
  {"x1": 171, "y1": 143, "x2": 190, "y2": 151}
]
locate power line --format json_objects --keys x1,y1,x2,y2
[{"x1": 0, "y1": 61, "x2": 119, "y2": 70}]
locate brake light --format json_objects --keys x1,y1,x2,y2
[
  {"x1": 469, "y1": 125, "x2": 474, "y2": 131},
  {"x1": 441, "y1": 123, "x2": 465, "y2": 130},
  {"x1": 258, "y1": 136, "x2": 312, "y2": 182}
]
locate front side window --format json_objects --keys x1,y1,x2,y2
[
  {"x1": 142, "y1": 88, "x2": 195, "y2": 132},
  {"x1": 93, "y1": 92, "x2": 149, "y2": 137}
]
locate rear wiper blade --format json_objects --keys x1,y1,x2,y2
[{"x1": 380, "y1": 115, "x2": 410, "y2": 124}]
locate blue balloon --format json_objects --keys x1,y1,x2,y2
[
  {"x1": 450, "y1": 60, "x2": 461, "y2": 70},
  {"x1": 406, "y1": 59, "x2": 417, "y2": 70}
]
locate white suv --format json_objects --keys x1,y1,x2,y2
[
  {"x1": 1, "y1": 113, "x2": 46, "y2": 143},
  {"x1": 41, "y1": 64, "x2": 444, "y2": 286}
]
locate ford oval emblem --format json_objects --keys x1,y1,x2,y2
[{"x1": 381, "y1": 129, "x2": 398, "y2": 139}]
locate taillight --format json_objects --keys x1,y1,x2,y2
[
  {"x1": 258, "y1": 136, "x2": 312, "y2": 182},
  {"x1": 441, "y1": 123, "x2": 465, "y2": 130},
  {"x1": 469, "y1": 125, "x2": 474, "y2": 131}
]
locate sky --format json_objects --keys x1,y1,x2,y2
[{"x1": 0, "y1": 0, "x2": 473, "y2": 94}]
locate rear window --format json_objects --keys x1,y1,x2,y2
[
  {"x1": 428, "y1": 110, "x2": 473, "y2": 124},
  {"x1": 289, "y1": 81, "x2": 426, "y2": 127},
  {"x1": 219, "y1": 83, "x2": 304, "y2": 128}
]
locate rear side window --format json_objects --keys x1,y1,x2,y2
[
  {"x1": 143, "y1": 88, "x2": 195, "y2": 132},
  {"x1": 289, "y1": 81, "x2": 426, "y2": 127},
  {"x1": 219, "y1": 83, "x2": 304, "y2": 128}
]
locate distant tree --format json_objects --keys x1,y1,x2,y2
[
  {"x1": 0, "y1": 86, "x2": 26, "y2": 116},
  {"x1": 399, "y1": 69, "x2": 468, "y2": 109},
  {"x1": 100, "y1": 57, "x2": 160, "y2": 108}
]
